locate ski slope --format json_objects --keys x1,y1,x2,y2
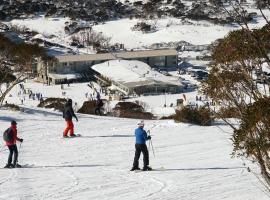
[{"x1": 0, "y1": 107, "x2": 269, "y2": 200}]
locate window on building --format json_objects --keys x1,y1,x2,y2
[{"x1": 152, "y1": 56, "x2": 165, "y2": 68}]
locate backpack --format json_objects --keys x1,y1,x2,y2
[{"x1": 3, "y1": 128, "x2": 14, "y2": 142}]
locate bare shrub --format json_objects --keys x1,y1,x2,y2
[
  {"x1": 1, "y1": 103, "x2": 21, "y2": 111},
  {"x1": 134, "y1": 100, "x2": 150, "y2": 111},
  {"x1": 71, "y1": 28, "x2": 111, "y2": 50},
  {"x1": 216, "y1": 107, "x2": 241, "y2": 119},
  {"x1": 131, "y1": 21, "x2": 157, "y2": 33},
  {"x1": 77, "y1": 100, "x2": 97, "y2": 115},
  {"x1": 37, "y1": 98, "x2": 67, "y2": 111},
  {"x1": 174, "y1": 106, "x2": 213, "y2": 126},
  {"x1": 9, "y1": 24, "x2": 29, "y2": 33},
  {"x1": 113, "y1": 101, "x2": 154, "y2": 119}
]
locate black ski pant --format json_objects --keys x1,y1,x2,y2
[
  {"x1": 7, "y1": 145, "x2": 18, "y2": 165},
  {"x1": 95, "y1": 107, "x2": 101, "y2": 115},
  {"x1": 133, "y1": 144, "x2": 149, "y2": 168}
]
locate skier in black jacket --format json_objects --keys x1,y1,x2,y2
[{"x1": 63, "y1": 99, "x2": 78, "y2": 137}]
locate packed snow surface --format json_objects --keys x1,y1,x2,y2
[
  {"x1": 10, "y1": 17, "x2": 69, "y2": 38},
  {"x1": 0, "y1": 108, "x2": 269, "y2": 199}
]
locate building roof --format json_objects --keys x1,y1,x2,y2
[
  {"x1": 48, "y1": 73, "x2": 81, "y2": 80},
  {"x1": 91, "y1": 60, "x2": 181, "y2": 87},
  {"x1": 56, "y1": 49, "x2": 177, "y2": 63}
]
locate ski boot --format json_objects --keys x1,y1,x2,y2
[
  {"x1": 130, "y1": 166, "x2": 141, "y2": 171},
  {"x1": 14, "y1": 163, "x2": 22, "y2": 168},
  {"x1": 142, "y1": 166, "x2": 152, "y2": 171},
  {"x1": 4, "y1": 164, "x2": 12, "y2": 168},
  {"x1": 69, "y1": 134, "x2": 76, "y2": 137}
]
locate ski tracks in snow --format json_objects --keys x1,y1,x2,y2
[
  {"x1": 0, "y1": 169, "x2": 17, "y2": 187},
  {"x1": 133, "y1": 172, "x2": 170, "y2": 199},
  {"x1": 41, "y1": 168, "x2": 80, "y2": 199},
  {"x1": 145, "y1": 176, "x2": 168, "y2": 198}
]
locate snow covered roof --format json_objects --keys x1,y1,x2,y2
[
  {"x1": 55, "y1": 49, "x2": 177, "y2": 63},
  {"x1": 91, "y1": 60, "x2": 181, "y2": 88}
]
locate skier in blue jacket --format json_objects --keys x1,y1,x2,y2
[{"x1": 130, "y1": 121, "x2": 152, "y2": 171}]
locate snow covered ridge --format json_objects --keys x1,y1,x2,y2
[
  {"x1": 5, "y1": 10, "x2": 269, "y2": 54},
  {"x1": 6, "y1": 16, "x2": 236, "y2": 48},
  {"x1": 2, "y1": 1, "x2": 269, "y2": 55}
]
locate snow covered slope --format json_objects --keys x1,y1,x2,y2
[{"x1": 0, "y1": 108, "x2": 268, "y2": 199}]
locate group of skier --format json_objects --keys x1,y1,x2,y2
[{"x1": 3, "y1": 98, "x2": 153, "y2": 171}]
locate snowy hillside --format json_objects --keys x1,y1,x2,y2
[
  {"x1": 0, "y1": 107, "x2": 269, "y2": 199},
  {"x1": 6, "y1": 16, "x2": 231, "y2": 51}
]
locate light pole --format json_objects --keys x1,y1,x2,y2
[{"x1": 164, "y1": 89, "x2": 166, "y2": 107}]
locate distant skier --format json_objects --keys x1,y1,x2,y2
[
  {"x1": 3, "y1": 120, "x2": 23, "y2": 168},
  {"x1": 94, "y1": 99, "x2": 104, "y2": 115},
  {"x1": 95, "y1": 89, "x2": 101, "y2": 101},
  {"x1": 130, "y1": 121, "x2": 152, "y2": 171},
  {"x1": 63, "y1": 99, "x2": 78, "y2": 137}
]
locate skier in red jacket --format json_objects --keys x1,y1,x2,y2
[
  {"x1": 4, "y1": 120, "x2": 23, "y2": 168},
  {"x1": 63, "y1": 99, "x2": 78, "y2": 137}
]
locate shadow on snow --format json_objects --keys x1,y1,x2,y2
[
  {"x1": 79, "y1": 135, "x2": 133, "y2": 138},
  {"x1": 153, "y1": 166, "x2": 246, "y2": 171},
  {"x1": 23, "y1": 164, "x2": 110, "y2": 169}
]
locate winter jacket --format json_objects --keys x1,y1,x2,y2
[
  {"x1": 63, "y1": 102, "x2": 77, "y2": 121},
  {"x1": 6, "y1": 125, "x2": 20, "y2": 146},
  {"x1": 135, "y1": 127, "x2": 149, "y2": 144}
]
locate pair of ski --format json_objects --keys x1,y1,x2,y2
[
  {"x1": 3, "y1": 164, "x2": 35, "y2": 169},
  {"x1": 62, "y1": 134, "x2": 82, "y2": 138},
  {"x1": 133, "y1": 167, "x2": 165, "y2": 173}
]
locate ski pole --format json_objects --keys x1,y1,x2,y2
[
  {"x1": 150, "y1": 139, "x2": 155, "y2": 158},
  {"x1": 147, "y1": 130, "x2": 155, "y2": 158},
  {"x1": 0, "y1": 145, "x2": 6, "y2": 153}
]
